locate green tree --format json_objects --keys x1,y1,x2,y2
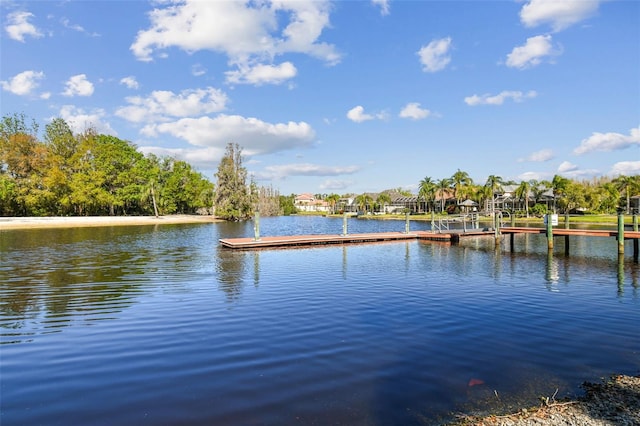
[
  {"x1": 551, "y1": 174, "x2": 570, "y2": 213},
  {"x1": 484, "y1": 175, "x2": 503, "y2": 213},
  {"x1": 279, "y1": 194, "x2": 297, "y2": 215},
  {"x1": 515, "y1": 180, "x2": 532, "y2": 217},
  {"x1": 0, "y1": 114, "x2": 48, "y2": 215},
  {"x1": 326, "y1": 193, "x2": 341, "y2": 214},
  {"x1": 44, "y1": 118, "x2": 79, "y2": 215},
  {"x1": 613, "y1": 175, "x2": 640, "y2": 213},
  {"x1": 418, "y1": 176, "x2": 436, "y2": 213},
  {"x1": 451, "y1": 169, "x2": 473, "y2": 205},
  {"x1": 356, "y1": 193, "x2": 373, "y2": 213},
  {"x1": 436, "y1": 178, "x2": 452, "y2": 212},
  {"x1": 376, "y1": 192, "x2": 391, "y2": 213},
  {"x1": 214, "y1": 143, "x2": 252, "y2": 221}
]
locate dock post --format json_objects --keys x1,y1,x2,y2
[
  {"x1": 563, "y1": 213, "x2": 569, "y2": 254},
  {"x1": 545, "y1": 214, "x2": 554, "y2": 250},
  {"x1": 617, "y1": 212, "x2": 624, "y2": 255},
  {"x1": 405, "y1": 212, "x2": 410, "y2": 234},
  {"x1": 253, "y1": 211, "x2": 261, "y2": 241},
  {"x1": 430, "y1": 211, "x2": 435, "y2": 232},
  {"x1": 633, "y1": 214, "x2": 638, "y2": 262},
  {"x1": 494, "y1": 212, "x2": 501, "y2": 247},
  {"x1": 510, "y1": 233, "x2": 515, "y2": 251},
  {"x1": 342, "y1": 212, "x2": 348, "y2": 236}
]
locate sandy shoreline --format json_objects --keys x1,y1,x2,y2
[{"x1": 0, "y1": 215, "x2": 224, "y2": 230}]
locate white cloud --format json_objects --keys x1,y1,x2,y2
[
  {"x1": 120, "y1": 76, "x2": 139, "y2": 90},
  {"x1": 130, "y1": 0, "x2": 339, "y2": 84},
  {"x1": 115, "y1": 87, "x2": 228, "y2": 123},
  {"x1": 609, "y1": 161, "x2": 640, "y2": 176},
  {"x1": 61, "y1": 17, "x2": 99, "y2": 37},
  {"x1": 320, "y1": 179, "x2": 355, "y2": 190},
  {"x1": 58, "y1": 105, "x2": 117, "y2": 135},
  {"x1": 417, "y1": 37, "x2": 452, "y2": 73},
  {"x1": 63, "y1": 74, "x2": 94, "y2": 97},
  {"x1": 5, "y1": 11, "x2": 43, "y2": 42},
  {"x1": 347, "y1": 105, "x2": 373, "y2": 123},
  {"x1": 372, "y1": 0, "x2": 390, "y2": 16},
  {"x1": 558, "y1": 161, "x2": 578, "y2": 173},
  {"x1": 518, "y1": 148, "x2": 554, "y2": 162},
  {"x1": 143, "y1": 114, "x2": 316, "y2": 155},
  {"x1": 0, "y1": 70, "x2": 45, "y2": 95},
  {"x1": 257, "y1": 163, "x2": 361, "y2": 180},
  {"x1": 191, "y1": 64, "x2": 207, "y2": 76},
  {"x1": 138, "y1": 146, "x2": 225, "y2": 168},
  {"x1": 346, "y1": 105, "x2": 387, "y2": 123},
  {"x1": 520, "y1": 0, "x2": 601, "y2": 32},
  {"x1": 506, "y1": 35, "x2": 560, "y2": 69},
  {"x1": 399, "y1": 102, "x2": 431, "y2": 120},
  {"x1": 225, "y1": 62, "x2": 297, "y2": 85},
  {"x1": 518, "y1": 171, "x2": 552, "y2": 181},
  {"x1": 574, "y1": 127, "x2": 640, "y2": 155},
  {"x1": 464, "y1": 90, "x2": 537, "y2": 106}
]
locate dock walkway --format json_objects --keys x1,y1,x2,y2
[{"x1": 219, "y1": 230, "x2": 493, "y2": 249}]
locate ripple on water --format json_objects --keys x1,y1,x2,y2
[{"x1": 1, "y1": 221, "x2": 639, "y2": 425}]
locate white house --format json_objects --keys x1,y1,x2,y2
[{"x1": 294, "y1": 193, "x2": 330, "y2": 212}]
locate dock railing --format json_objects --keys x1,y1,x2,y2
[{"x1": 432, "y1": 213, "x2": 480, "y2": 233}]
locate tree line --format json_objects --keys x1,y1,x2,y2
[
  {"x1": 307, "y1": 169, "x2": 639, "y2": 216},
  {"x1": 0, "y1": 114, "x2": 285, "y2": 220},
  {"x1": 0, "y1": 113, "x2": 215, "y2": 217},
  {"x1": 415, "y1": 169, "x2": 639, "y2": 215}
]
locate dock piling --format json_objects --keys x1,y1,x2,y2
[
  {"x1": 545, "y1": 214, "x2": 554, "y2": 250},
  {"x1": 342, "y1": 212, "x2": 348, "y2": 236},
  {"x1": 405, "y1": 212, "x2": 410, "y2": 234},
  {"x1": 618, "y1": 213, "x2": 624, "y2": 255},
  {"x1": 254, "y1": 211, "x2": 261, "y2": 241},
  {"x1": 634, "y1": 214, "x2": 638, "y2": 262}
]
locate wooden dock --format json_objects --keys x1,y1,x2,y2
[
  {"x1": 219, "y1": 230, "x2": 493, "y2": 249},
  {"x1": 220, "y1": 226, "x2": 640, "y2": 259},
  {"x1": 500, "y1": 226, "x2": 640, "y2": 239}
]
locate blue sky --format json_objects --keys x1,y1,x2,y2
[{"x1": 1, "y1": 0, "x2": 638, "y2": 196}]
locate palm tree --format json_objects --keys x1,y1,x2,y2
[
  {"x1": 326, "y1": 193, "x2": 341, "y2": 214},
  {"x1": 613, "y1": 175, "x2": 640, "y2": 213},
  {"x1": 436, "y1": 178, "x2": 452, "y2": 213},
  {"x1": 356, "y1": 193, "x2": 373, "y2": 213},
  {"x1": 514, "y1": 180, "x2": 532, "y2": 218},
  {"x1": 418, "y1": 176, "x2": 436, "y2": 212},
  {"x1": 484, "y1": 175, "x2": 503, "y2": 213},
  {"x1": 451, "y1": 169, "x2": 473, "y2": 205},
  {"x1": 376, "y1": 192, "x2": 391, "y2": 214},
  {"x1": 551, "y1": 174, "x2": 570, "y2": 213}
]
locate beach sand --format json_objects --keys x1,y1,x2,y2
[{"x1": 0, "y1": 215, "x2": 223, "y2": 230}]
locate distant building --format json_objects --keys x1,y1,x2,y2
[{"x1": 294, "y1": 193, "x2": 330, "y2": 212}]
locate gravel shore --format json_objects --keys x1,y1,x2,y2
[
  {"x1": 0, "y1": 215, "x2": 222, "y2": 229},
  {"x1": 451, "y1": 375, "x2": 640, "y2": 426}
]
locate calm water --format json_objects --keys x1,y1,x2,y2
[{"x1": 1, "y1": 216, "x2": 639, "y2": 425}]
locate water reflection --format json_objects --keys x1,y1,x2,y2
[
  {"x1": 0, "y1": 224, "x2": 215, "y2": 341},
  {"x1": 214, "y1": 248, "x2": 249, "y2": 302},
  {"x1": 545, "y1": 250, "x2": 559, "y2": 285}
]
